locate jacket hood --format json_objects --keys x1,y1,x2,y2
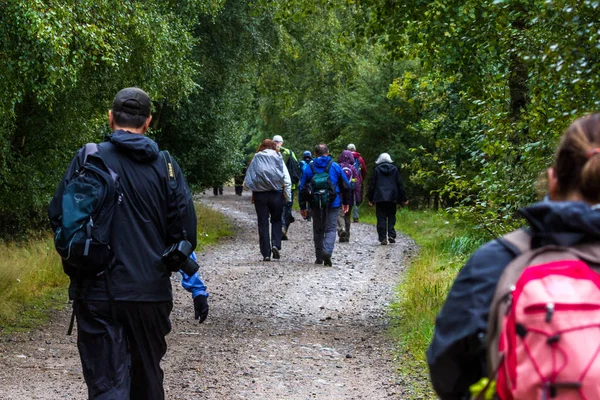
[
  {"x1": 338, "y1": 150, "x2": 355, "y2": 166},
  {"x1": 352, "y1": 151, "x2": 362, "y2": 158},
  {"x1": 314, "y1": 155, "x2": 333, "y2": 168},
  {"x1": 376, "y1": 162, "x2": 395, "y2": 175},
  {"x1": 521, "y1": 200, "x2": 600, "y2": 247},
  {"x1": 107, "y1": 130, "x2": 160, "y2": 162}
]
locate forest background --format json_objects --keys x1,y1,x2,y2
[{"x1": 1, "y1": 0, "x2": 599, "y2": 390}]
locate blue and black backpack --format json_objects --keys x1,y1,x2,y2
[{"x1": 54, "y1": 143, "x2": 121, "y2": 277}]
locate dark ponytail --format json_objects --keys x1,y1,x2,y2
[{"x1": 554, "y1": 114, "x2": 600, "y2": 203}]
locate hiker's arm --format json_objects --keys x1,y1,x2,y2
[
  {"x1": 48, "y1": 147, "x2": 87, "y2": 232},
  {"x1": 360, "y1": 157, "x2": 367, "y2": 180},
  {"x1": 282, "y1": 162, "x2": 292, "y2": 202},
  {"x1": 181, "y1": 253, "x2": 208, "y2": 297},
  {"x1": 167, "y1": 157, "x2": 198, "y2": 249},
  {"x1": 367, "y1": 171, "x2": 376, "y2": 203},
  {"x1": 396, "y1": 170, "x2": 408, "y2": 204},
  {"x1": 338, "y1": 165, "x2": 351, "y2": 206},
  {"x1": 181, "y1": 252, "x2": 209, "y2": 324},
  {"x1": 298, "y1": 166, "x2": 309, "y2": 210},
  {"x1": 427, "y1": 240, "x2": 515, "y2": 400}
]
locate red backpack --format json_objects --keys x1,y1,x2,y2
[{"x1": 486, "y1": 229, "x2": 600, "y2": 399}]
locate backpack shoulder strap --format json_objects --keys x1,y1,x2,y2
[
  {"x1": 309, "y1": 162, "x2": 317, "y2": 175},
  {"x1": 83, "y1": 143, "x2": 99, "y2": 164},
  {"x1": 325, "y1": 160, "x2": 333, "y2": 173},
  {"x1": 161, "y1": 150, "x2": 177, "y2": 188},
  {"x1": 497, "y1": 228, "x2": 531, "y2": 256}
]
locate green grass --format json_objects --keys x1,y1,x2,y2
[
  {"x1": 0, "y1": 238, "x2": 69, "y2": 333},
  {"x1": 195, "y1": 203, "x2": 233, "y2": 249},
  {"x1": 0, "y1": 202, "x2": 231, "y2": 333},
  {"x1": 360, "y1": 206, "x2": 487, "y2": 398}
]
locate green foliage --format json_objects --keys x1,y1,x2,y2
[
  {"x1": 0, "y1": 0, "x2": 222, "y2": 238},
  {"x1": 353, "y1": 0, "x2": 600, "y2": 232}
]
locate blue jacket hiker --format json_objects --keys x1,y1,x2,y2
[{"x1": 299, "y1": 143, "x2": 351, "y2": 266}]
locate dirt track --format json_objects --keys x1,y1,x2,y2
[{"x1": 0, "y1": 187, "x2": 417, "y2": 399}]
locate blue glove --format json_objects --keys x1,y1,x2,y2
[{"x1": 181, "y1": 252, "x2": 209, "y2": 323}]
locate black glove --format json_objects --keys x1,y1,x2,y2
[{"x1": 194, "y1": 295, "x2": 209, "y2": 324}]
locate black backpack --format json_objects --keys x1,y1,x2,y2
[
  {"x1": 302, "y1": 160, "x2": 336, "y2": 209},
  {"x1": 286, "y1": 152, "x2": 302, "y2": 185},
  {"x1": 53, "y1": 143, "x2": 120, "y2": 276}
]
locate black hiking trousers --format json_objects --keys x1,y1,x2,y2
[
  {"x1": 74, "y1": 300, "x2": 173, "y2": 400},
  {"x1": 253, "y1": 190, "x2": 284, "y2": 258},
  {"x1": 375, "y1": 201, "x2": 397, "y2": 242}
]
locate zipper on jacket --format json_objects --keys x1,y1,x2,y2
[{"x1": 524, "y1": 303, "x2": 600, "y2": 315}]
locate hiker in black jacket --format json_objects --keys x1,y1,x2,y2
[
  {"x1": 367, "y1": 153, "x2": 408, "y2": 245},
  {"x1": 49, "y1": 88, "x2": 206, "y2": 400},
  {"x1": 427, "y1": 114, "x2": 600, "y2": 399}
]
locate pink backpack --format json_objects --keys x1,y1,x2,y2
[{"x1": 486, "y1": 229, "x2": 600, "y2": 399}]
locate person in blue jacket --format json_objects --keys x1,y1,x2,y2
[
  {"x1": 427, "y1": 113, "x2": 600, "y2": 399},
  {"x1": 299, "y1": 143, "x2": 351, "y2": 266}
]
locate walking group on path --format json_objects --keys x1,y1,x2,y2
[
  {"x1": 47, "y1": 86, "x2": 410, "y2": 399},
  {"x1": 244, "y1": 137, "x2": 409, "y2": 266},
  {"x1": 48, "y1": 85, "x2": 600, "y2": 400}
]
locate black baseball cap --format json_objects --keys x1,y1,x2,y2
[{"x1": 112, "y1": 87, "x2": 151, "y2": 117}]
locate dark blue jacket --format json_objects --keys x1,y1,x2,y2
[
  {"x1": 49, "y1": 130, "x2": 198, "y2": 302},
  {"x1": 298, "y1": 155, "x2": 350, "y2": 208},
  {"x1": 427, "y1": 200, "x2": 600, "y2": 399}
]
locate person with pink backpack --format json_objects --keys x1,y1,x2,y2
[
  {"x1": 427, "y1": 114, "x2": 600, "y2": 400},
  {"x1": 337, "y1": 150, "x2": 361, "y2": 242}
]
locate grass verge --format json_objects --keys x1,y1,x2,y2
[
  {"x1": 360, "y1": 206, "x2": 487, "y2": 398},
  {"x1": 0, "y1": 202, "x2": 231, "y2": 333}
]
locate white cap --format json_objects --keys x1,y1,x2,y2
[
  {"x1": 375, "y1": 153, "x2": 393, "y2": 164},
  {"x1": 273, "y1": 135, "x2": 283, "y2": 143},
  {"x1": 347, "y1": 143, "x2": 356, "y2": 151}
]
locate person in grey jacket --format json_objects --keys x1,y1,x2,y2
[
  {"x1": 244, "y1": 139, "x2": 291, "y2": 261},
  {"x1": 367, "y1": 153, "x2": 408, "y2": 245}
]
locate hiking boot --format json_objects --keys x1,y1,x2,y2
[
  {"x1": 388, "y1": 238, "x2": 396, "y2": 244},
  {"x1": 380, "y1": 239, "x2": 388, "y2": 245},
  {"x1": 282, "y1": 228, "x2": 288, "y2": 241},
  {"x1": 353, "y1": 218, "x2": 359, "y2": 223},
  {"x1": 272, "y1": 247, "x2": 280, "y2": 260},
  {"x1": 263, "y1": 256, "x2": 271, "y2": 261},
  {"x1": 315, "y1": 258, "x2": 324, "y2": 265},
  {"x1": 306, "y1": 216, "x2": 312, "y2": 222},
  {"x1": 322, "y1": 254, "x2": 332, "y2": 266}
]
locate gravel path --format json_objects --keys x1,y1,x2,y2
[{"x1": 0, "y1": 187, "x2": 417, "y2": 399}]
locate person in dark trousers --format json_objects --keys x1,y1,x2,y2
[
  {"x1": 234, "y1": 159, "x2": 247, "y2": 196},
  {"x1": 273, "y1": 135, "x2": 299, "y2": 240},
  {"x1": 299, "y1": 143, "x2": 351, "y2": 266},
  {"x1": 298, "y1": 150, "x2": 313, "y2": 221},
  {"x1": 367, "y1": 153, "x2": 408, "y2": 245},
  {"x1": 48, "y1": 87, "x2": 208, "y2": 400},
  {"x1": 213, "y1": 185, "x2": 223, "y2": 195},
  {"x1": 427, "y1": 114, "x2": 600, "y2": 399},
  {"x1": 244, "y1": 139, "x2": 291, "y2": 261},
  {"x1": 347, "y1": 143, "x2": 367, "y2": 222},
  {"x1": 337, "y1": 150, "x2": 361, "y2": 242}
]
